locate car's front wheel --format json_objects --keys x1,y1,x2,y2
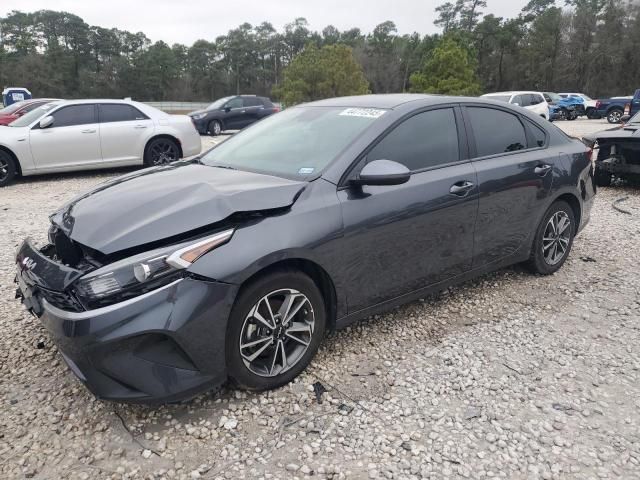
[
  {"x1": 526, "y1": 200, "x2": 576, "y2": 275},
  {"x1": 226, "y1": 270, "x2": 326, "y2": 391},
  {"x1": 209, "y1": 120, "x2": 222, "y2": 136},
  {"x1": 0, "y1": 150, "x2": 17, "y2": 187}
]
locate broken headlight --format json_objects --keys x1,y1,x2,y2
[{"x1": 73, "y1": 229, "x2": 234, "y2": 308}]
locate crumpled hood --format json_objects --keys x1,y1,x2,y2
[{"x1": 51, "y1": 163, "x2": 306, "y2": 255}]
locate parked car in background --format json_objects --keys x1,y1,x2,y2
[
  {"x1": 0, "y1": 99, "x2": 200, "y2": 187},
  {"x1": 189, "y1": 95, "x2": 279, "y2": 136},
  {"x1": 582, "y1": 111, "x2": 640, "y2": 186},
  {"x1": 14, "y1": 94, "x2": 594, "y2": 403},
  {"x1": 595, "y1": 89, "x2": 640, "y2": 124},
  {"x1": 481, "y1": 91, "x2": 549, "y2": 120},
  {"x1": 558, "y1": 93, "x2": 599, "y2": 118},
  {"x1": 543, "y1": 92, "x2": 583, "y2": 121},
  {"x1": 0, "y1": 98, "x2": 60, "y2": 126}
]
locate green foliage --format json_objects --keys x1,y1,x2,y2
[
  {"x1": 274, "y1": 44, "x2": 370, "y2": 105},
  {"x1": 409, "y1": 37, "x2": 480, "y2": 95}
]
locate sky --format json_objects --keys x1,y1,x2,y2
[{"x1": 1, "y1": 0, "x2": 530, "y2": 45}]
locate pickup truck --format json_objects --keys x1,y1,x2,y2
[{"x1": 595, "y1": 89, "x2": 640, "y2": 124}]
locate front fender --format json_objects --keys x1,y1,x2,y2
[{"x1": 188, "y1": 179, "x2": 348, "y2": 316}]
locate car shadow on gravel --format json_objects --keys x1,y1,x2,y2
[{"x1": 11, "y1": 166, "x2": 140, "y2": 186}]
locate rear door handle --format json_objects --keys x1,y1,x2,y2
[
  {"x1": 134, "y1": 124, "x2": 147, "y2": 129},
  {"x1": 449, "y1": 181, "x2": 475, "y2": 196},
  {"x1": 534, "y1": 164, "x2": 552, "y2": 176},
  {"x1": 81, "y1": 129, "x2": 96, "y2": 134}
]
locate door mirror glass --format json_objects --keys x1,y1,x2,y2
[
  {"x1": 512, "y1": 102, "x2": 520, "y2": 107},
  {"x1": 224, "y1": 106, "x2": 231, "y2": 112},
  {"x1": 353, "y1": 159, "x2": 411, "y2": 186},
  {"x1": 39, "y1": 116, "x2": 54, "y2": 129}
]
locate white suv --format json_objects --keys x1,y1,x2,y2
[{"x1": 481, "y1": 91, "x2": 549, "y2": 120}]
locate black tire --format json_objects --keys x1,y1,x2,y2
[
  {"x1": 607, "y1": 108, "x2": 624, "y2": 124},
  {"x1": 558, "y1": 108, "x2": 569, "y2": 121},
  {"x1": 208, "y1": 120, "x2": 222, "y2": 136},
  {"x1": 143, "y1": 137, "x2": 180, "y2": 167},
  {"x1": 526, "y1": 200, "x2": 576, "y2": 275},
  {"x1": 594, "y1": 166, "x2": 612, "y2": 187},
  {"x1": 226, "y1": 269, "x2": 326, "y2": 391},
  {"x1": 0, "y1": 150, "x2": 17, "y2": 187}
]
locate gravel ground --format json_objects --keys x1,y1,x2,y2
[{"x1": 2, "y1": 119, "x2": 640, "y2": 480}]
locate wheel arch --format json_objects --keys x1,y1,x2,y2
[
  {"x1": 553, "y1": 192, "x2": 582, "y2": 229},
  {"x1": 208, "y1": 118, "x2": 224, "y2": 132},
  {"x1": 235, "y1": 258, "x2": 339, "y2": 331},
  {"x1": 0, "y1": 145, "x2": 21, "y2": 176},
  {"x1": 144, "y1": 134, "x2": 183, "y2": 160}
]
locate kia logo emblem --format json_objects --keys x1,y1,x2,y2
[{"x1": 22, "y1": 257, "x2": 37, "y2": 271}]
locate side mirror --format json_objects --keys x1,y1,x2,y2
[
  {"x1": 512, "y1": 102, "x2": 520, "y2": 107},
  {"x1": 352, "y1": 159, "x2": 411, "y2": 187},
  {"x1": 621, "y1": 114, "x2": 631, "y2": 123},
  {"x1": 39, "y1": 116, "x2": 54, "y2": 129},
  {"x1": 224, "y1": 106, "x2": 231, "y2": 113}
]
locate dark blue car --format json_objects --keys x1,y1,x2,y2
[{"x1": 188, "y1": 95, "x2": 279, "y2": 136}]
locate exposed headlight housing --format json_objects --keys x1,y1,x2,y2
[
  {"x1": 73, "y1": 229, "x2": 233, "y2": 308},
  {"x1": 191, "y1": 113, "x2": 207, "y2": 120}
]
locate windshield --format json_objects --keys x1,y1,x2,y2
[
  {"x1": 200, "y1": 106, "x2": 385, "y2": 179},
  {"x1": 207, "y1": 96, "x2": 234, "y2": 110},
  {"x1": 9, "y1": 102, "x2": 58, "y2": 127},
  {"x1": 578, "y1": 94, "x2": 592, "y2": 101},
  {"x1": 544, "y1": 92, "x2": 562, "y2": 103},
  {"x1": 0, "y1": 101, "x2": 26, "y2": 115}
]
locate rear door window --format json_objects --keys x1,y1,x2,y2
[
  {"x1": 100, "y1": 104, "x2": 148, "y2": 123},
  {"x1": 467, "y1": 107, "x2": 527, "y2": 157},
  {"x1": 243, "y1": 97, "x2": 262, "y2": 107}
]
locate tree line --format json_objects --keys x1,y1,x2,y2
[{"x1": 0, "y1": 0, "x2": 638, "y2": 104}]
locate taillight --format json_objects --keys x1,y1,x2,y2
[
  {"x1": 595, "y1": 100, "x2": 601, "y2": 109},
  {"x1": 273, "y1": 106, "x2": 281, "y2": 112}
]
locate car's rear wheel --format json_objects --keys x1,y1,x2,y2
[
  {"x1": 0, "y1": 150, "x2": 17, "y2": 187},
  {"x1": 226, "y1": 270, "x2": 326, "y2": 391},
  {"x1": 557, "y1": 108, "x2": 568, "y2": 121},
  {"x1": 526, "y1": 200, "x2": 575, "y2": 275},
  {"x1": 144, "y1": 138, "x2": 180, "y2": 166},
  {"x1": 607, "y1": 108, "x2": 623, "y2": 124},
  {"x1": 209, "y1": 120, "x2": 222, "y2": 136}
]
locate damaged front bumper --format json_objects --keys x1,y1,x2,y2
[{"x1": 15, "y1": 239, "x2": 238, "y2": 403}]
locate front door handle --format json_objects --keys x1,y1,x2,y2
[
  {"x1": 81, "y1": 129, "x2": 96, "y2": 134},
  {"x1": 534, "y1": 164, "x2": 552, "y2": 176},
  {"x1": 134, "y1": 124, "x2": 147, "y2": 129},
  {"x1": 449, "y1": 181, "x2": 475, "y2": 196}
]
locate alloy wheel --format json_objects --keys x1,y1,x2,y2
[
  {"x1": 609, "y1": 111, "x2": 622, "y2": 123},
  {"x1": 212, "y1": 121, "x2": 221, "y2": 135},
  {"x1": 150, "y1": 141, "x2": 179, "y2": 165},
  {"x1": 0, "y1": 157, "x2": 8, "y2": 183},
  {"x1": 239, "y1": 289, "x2": 315, "y2": 377},
  {"x1": 542, "y1": 211, "x2": 571, "y2": 265}
]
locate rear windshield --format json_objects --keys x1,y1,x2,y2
[
  {"x1": 0, "y1": 102, "x2": 25, "y2": 114},
  {"x1": 200, "y1": 106, "x2": 386, "y2": 179}
]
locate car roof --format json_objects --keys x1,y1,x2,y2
[
  {"x1": 302, "y1": 94, "x2": 447, "y2": 109},
  {"x1": 483, "y1": 91, "x2": 542, "y2": 96}
]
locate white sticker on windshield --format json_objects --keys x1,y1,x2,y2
[
  {"x1": 339, "y1": 108, "x2": 386, "y2": 119},
  {"x1": 298, "y1": 167, "x2": 315, "y2": 175}
]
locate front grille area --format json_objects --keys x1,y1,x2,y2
[
  {"x1": 40, "y1": 288, "x2": 84, "y2": 313},
  {"x1": 49, "y1": 225, "x2": 83, "y2": 266}
]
